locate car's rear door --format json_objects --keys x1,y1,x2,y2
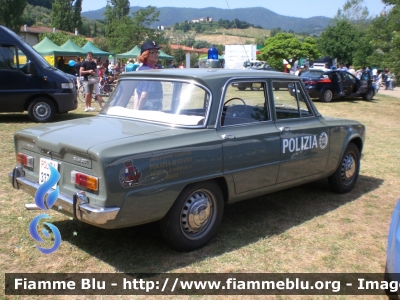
[
  {"x1": 271, "y1": 80, "x2": 329, "y2": 183},
  {"x1": 218, "y1": 80, "x2": 281, "y2": 194}
]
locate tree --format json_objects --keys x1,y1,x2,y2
[
  {"x1": 366, "y1": 1, "x2": 400, "y2": 75},
  {"x1": 258, "y1": 32, "x2": 321, "y2": 69},
  {"x1": 317, "y1": 19, "x2": 358, "y2": 65},
  {"x1": 105, "y1": 6, "x2": 162, "y2": 54},
  {"x1": 173, "y1": 47, "x2": 186, "y2": 64},
  {"x1": 334, "y1": 0, "x2": 371, "y2": 24},
  {"x1": 0, "y1": 0, "x2": 27, "y2": 33},
  {"x1": 72, "y1": 0, "x2": 82, "y2": 32},
  {"x1": 51, "y1": 0, "x2": 73, "y2": 31},
  {"x1": 104, "y1": 0, "x2": 130, "y2": 37}
]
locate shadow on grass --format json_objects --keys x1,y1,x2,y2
[
  {"x1": 53, "y1": 174, "x2": 383, "y2": 273},
  {"x1": 0, "y1": 112, "x2": 95, "y2": 124}
]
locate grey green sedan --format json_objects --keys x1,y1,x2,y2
[{"x1": 9, "y1": 69, "x2": 365, "y2": 251}]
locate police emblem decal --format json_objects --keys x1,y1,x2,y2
[
  {"x1": 119, "y1": 160, "x2": 142, "y2": 188},
  {"x1": 319, "y1": 132, "x2": 328, "y2": 149}
]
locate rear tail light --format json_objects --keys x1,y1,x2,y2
[
  {"x1": 304, "y1": 80, "x2": 317, "y2": 85},
  {"x1": 304, "y1": 79, "x2": 331, "y2": 84},
  {"x1": 17, "y1": 153, "x2": 34, "y2": 168},
  {"x1": 71, "y1": 171, "x2": 99, "y2": 191}
]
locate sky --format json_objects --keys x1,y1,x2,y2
[{"x1": 82, "y1": 0, "x2": 389, "y2": 19}]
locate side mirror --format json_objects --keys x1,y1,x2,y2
[{"x1": 26, "y1": 61, "x2": 37, "y2": 75}]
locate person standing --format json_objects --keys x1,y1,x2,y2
[
  {"x1": 80, "y1": 51, "x2": 103, "y2": 112},
  {"x1": 125, "y1": 58, "x2": 139, "y2": 72},
  {"x1": 348, "y1": 65, "x2": 356, "y2": 76},
  {"x1": 74, "y1": 56, "x2": 82, "y2": 86},
  {"x1": 134, "y1": 41, "x2": 163, "y2": 109}
]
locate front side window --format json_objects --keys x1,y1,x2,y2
[
  {"x1": 102, "y1": 79, "x2": 210, "y2": 127},
  {"x1": 221, "y1": 81, "x2": 270, "y2": 126},
  {"x1": 273, "y1": 81, "x2": 312, "y2": 120},
  {"x1": 0, "y1": 45, "x2": 29, "y2": 72},
  {"x1": 0, "y1": 45, "x2": 16, "y2": 70}
]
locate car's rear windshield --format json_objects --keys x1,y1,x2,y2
[
  {"x1": 101, "y1": 79, "x2": 210, "y2": 127},
  {"x1": 301, "y1": 71, "x2": 324, "y2": 79}
]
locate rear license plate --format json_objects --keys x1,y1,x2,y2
[{"x1": 39, "y1": 158, "x2": 59, "y2": 189}]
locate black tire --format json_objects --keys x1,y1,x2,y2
[
  {"x1": 328, "y1": 143, "x2": 360, "y2": 194},
  {"x1": 320, "y1": 89, "x2": 333, "y2": 102},
  {"x1": 362, "y1": 89, "x2": 374, "y2": 101},
  {"x1": 237, "y1": 87, "x2": 246, "y2": 91},
  {"x1": 274, "y1": 87, "x2": 280, "y2": 91},
  {"x1": 160, "y1": 181, "x2": 224, "y2": 251},
  {"x1": 78, "y1": 85, "x2": 86, "y2": 103},
  {"x1": 28, "y1": 98, "x2": 56, "y2": 122}
]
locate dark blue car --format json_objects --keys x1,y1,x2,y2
[{"x1": 291, "y1": 69, "x2": 375, "y2": 102}]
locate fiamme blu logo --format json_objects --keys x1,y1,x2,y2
[{"x1": 28, "y1": 164, "x2": 62, "y2": 254}]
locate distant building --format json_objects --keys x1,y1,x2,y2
[{"x1": 18, "y1": 25, "x2": 92, "y2": 46}]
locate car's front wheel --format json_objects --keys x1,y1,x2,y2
[
  {"x1": 328, "y1": 143, "x2": 360, "y2": 193},
  {"x1": 160, "y1": 181, "x2": 224, "y2": 251},
  {"x1": 28, "y1": 98, "x2": 56, "y2": 122},
  {"x1": 362, "y1": 89, "x2": 374, "y2": 101},
  {"x1": 320, "y1": 89, "x2": 333, "y2": 102}
]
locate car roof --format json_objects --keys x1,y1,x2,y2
[{"x1": 119, "y1": 68, "x2": 296, "y2": 82}]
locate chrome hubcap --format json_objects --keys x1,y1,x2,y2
[
  {"x1": 180, "y1": 190, "x2": 214, "y2": 240},
  {"x1": 342, "y1": 154, "x2": 355, "y2": 181},
  {"x1": 33, "y1": 103, "x2": 50, "y2": 120}
]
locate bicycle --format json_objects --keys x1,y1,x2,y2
[{"x1": 78, "y1": 82, "x2": 116, "y2": 103}]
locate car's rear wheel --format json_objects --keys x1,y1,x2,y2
[
  {"x1": 320, "y1": 89, "x2": 333, "y2": 102},
  {"x1": 28, "y1": 98, "x2": 56, "y2": 122},
  {"x1": 237, "y1": 87, "x2": 246, "y2": 91},
  {"x1": 362, "y1": 89, "x2": 374, "y2": 101},
  {"x1": 160, "y1": 181, "x2": 224, "y2": 251},
  {"x1": 328, "y1": 143, "x2": 360, "y2": 194}
]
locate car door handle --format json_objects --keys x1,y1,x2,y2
[
  {"x1": 221, "y1": 134, "x2": 236, "y2": 140},
  {"x1": 278, "y1": 127, "x2": 290, "y2": 132}
]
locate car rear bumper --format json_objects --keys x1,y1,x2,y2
[{"x1": 9, "y1": 166, "x2": 119, "y2": 227}]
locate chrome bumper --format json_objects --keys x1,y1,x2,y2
[{"x1": 9, "y1": 166, "x2": 120, "y2": 226}]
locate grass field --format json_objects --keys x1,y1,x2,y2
[{"x1": 1, "y1": 90, "x2": 399, "y2": 299}]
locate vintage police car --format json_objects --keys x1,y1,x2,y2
[{"x1": 9, "y1": 69, "x2": 365, "y2": 251}]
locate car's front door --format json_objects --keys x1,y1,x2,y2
[
  {"x1": 272, "y1": 80, "x2": 329, "y2": 183},
  {"x1": 341, "y1": 72, "x2": 358, "y2": 95},
  {"x1": 0, "y1": 45, "x2": 40, "y2": 111},
  {"x1": 218, "y1": 80, "x2": 281, "y2": 194}
]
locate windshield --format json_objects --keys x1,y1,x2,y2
[{"x1": 101, "y1": 79, "x2": 211, "y2": 127}]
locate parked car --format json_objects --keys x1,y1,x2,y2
[
  {"x1": 9, "y1": 69, "x2": 365, "y2": 251},
  {"x1": 0, "y1": 25, "x2": 78, "y2": 122},
  {"x1": 231, "y1": 66, "x2": 287, "y2": 91},
  {"x1": 385, "y1": 198, "x2": 400, "y2": 298},
  {"x1": 291, "y1": 69, "x2": 375, "y2": 102}
]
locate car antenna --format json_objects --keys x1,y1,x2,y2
[{"x1": 225, "y1": 0, "x2": 251, "y2": 62}]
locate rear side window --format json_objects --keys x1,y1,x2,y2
[{"x1": 273, "y1": 81, "x2": 313, "y2": 120}]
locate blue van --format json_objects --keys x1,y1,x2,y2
[{"x1": 0, "y1": 25, "x2": 77, "y2": 122}]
